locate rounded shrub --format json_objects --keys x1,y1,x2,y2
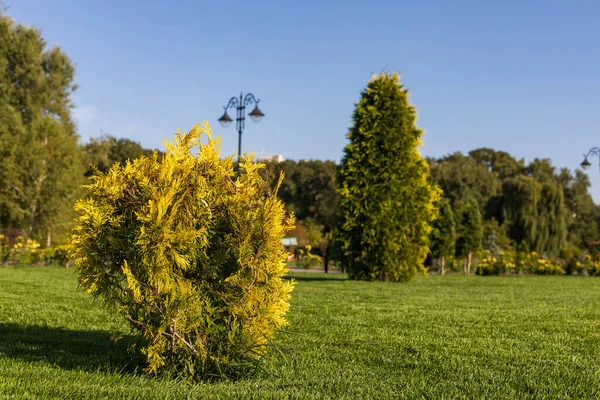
[{"x1": 71, "y1": 123, "x2": 295, "y2": 381}]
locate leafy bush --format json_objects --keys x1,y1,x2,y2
[
  {"x1": 476, "y1": 251, "x2": 502, "y2": 276},
  {"x1": 560, "y1": 247, "x2": 584, "y2": 275},
  {"x1": 10, "y1": 237, "x2": 41, "y2": 265},
  {"x1": 296, "y1": 245, "x2": 322, "y2": 269},
  {"x1": 530, "y1": 256, "x2": 564, "y2": 275},
  {"x1": 477, "y1": 249, "x2": 564, "y2": 276},
  {"x1": 41, "y1": 244, "x2": 73, "y2": 266},
  {"x1": 585, "y1": 255, "x2": 600, "y2": 276},
  {"x1": 0, "y1": 234, "x2": 9, "y2": 263},
  {"x1": 71, "y1": 123, "x2": 295, "y2": 381}
]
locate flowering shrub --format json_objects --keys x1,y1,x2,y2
[
  {"x1": 476, "y1": 250, "x2": 563, "y2": 276},
  {"x1": 11, "y1": 237, "x2": 41, "y2": 265},
  {"x1": 0, "y1": 234, "x2": 9, "y2": 263},
  {"x1": 560, "y1": 247, "x2": 584, "y2": 275},
  {"x1": 0, "y1": 235, "x2": 72, "y2": 266},
  {"x1": 476, "y1": 251, "x2": 501, "y2": 275},
  {"x1": 585, "y1": 255, "x2": 600, "y2": 276},
  {"x1": 296, "y1": 245, "x2": 323, "y2": 268},
  {"x1": 40, "y1": 244, "x2": 73, "y2": 266},
  {"x1": 530, "y1": 256, "x2": 564, "y2": 275},
  {"x1": 476, "y1": 250, "x2": 517, "y2": 276}
]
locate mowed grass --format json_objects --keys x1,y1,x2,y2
[{"x1": 2, "y1": 268, "x2": 600, "y2": 399}]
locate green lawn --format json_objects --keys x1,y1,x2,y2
[{"x1": 2, "y1": 267, "x2": 600, "y2": 399}]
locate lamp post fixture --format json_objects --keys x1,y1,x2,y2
[
  {"x1": 580, "y1": 147, "x2": 600, "y2": 171},
  {"x1": 217, "y1": 92, "x2": 265, "y2": 165}
]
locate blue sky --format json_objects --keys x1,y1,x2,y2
[{"x1": 8, "y1": 0, "x2": 600, "y2": 199}]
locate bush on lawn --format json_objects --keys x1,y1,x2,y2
[
  {"x1": 0, "y1": 234, "x2": 9, "y2": 263},
  {"x1": 11, "y1": 237, "x2": 41, "y2": 265},
  {"x1": 71, "y1": 123, "x2": 295, "y2": 381},
  {"x1": 41, "y1": 244, "x2": 73, "y2": 267},
  {"x1": 560, "y1": 247, "x2": 584, "y2": 275},
  {"x1": 296, "y1": 245, "x2": 323, "y2": 269},
  {"x1": 585, "y1": 255, "x2": 600, "y2": 276},
  {"x1": 0, "y1": 234, "x2": 72, "y2": 266},
  {"x1": 476, "y1": 251, "x2": 502, "y2": 275},
  {"x1": 527, "y1": 252, "x2": 564, "y2": 275}
]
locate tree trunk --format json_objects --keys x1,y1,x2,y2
[
  {"x1": 463, "y1": 258, "x2": 467, "y2": 275},
  {"x1": 441, "y1": 256, "x2": 445, "y2": 276},
  {"x1": 467, "y1": 252, "x2": 472, "y2": 275}
]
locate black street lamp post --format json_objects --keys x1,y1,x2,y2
[
  {"x1": 217, "y1": 92, "x2": 265, "y2": 165},
  {"x1": 580, "y1": 147, "x2": 600, "y2": 171}
]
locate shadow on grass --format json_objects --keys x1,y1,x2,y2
[
  {"x1": 0, "y1": 323, "x2": 146, "y2": 374},
  {"x1": 284, "y1": 273, "x2": 349, "y2": 282}
]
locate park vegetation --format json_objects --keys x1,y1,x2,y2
[
  {"x1": 70, "y1": 123, "x2": 295, "y2": 381},
  {"x1": 334, "y1": 73, "x2": 440, "y2": 281},
  {"x1": 2, "y1": 9, "x2": 600, "y2": 279}
]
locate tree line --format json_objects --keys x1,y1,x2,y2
[
  {"x1": 259, "y1": 148, "x2": 600, "y2": 267},
  {"x1": 2, "y1": 9, "x2": 599, "y2": 271}
]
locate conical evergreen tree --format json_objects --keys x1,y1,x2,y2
[{"x1": 335, "y1": 72, "x2": 440, "y2": 282}]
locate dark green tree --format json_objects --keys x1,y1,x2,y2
[
  {"x1": 559, "y1": 168, "x2": 599, "y2": 248},
  {"x1": 429, "y1": 198, "x2": 456, "y2": 275},
  {"x1": 534, "y1": 181, "x2": 567, "y2": 256},
  {"x1": 456, "y1": 200, "x2": 483, "y2": 275},
  {"x1": 469, "y1": 147, "x2": 524, "y2": 179},
  {"x1": 82, "y1": 134, "x2": 161, "y2": 177},
  {"x1": 259, "y1": 159, "x2": 339, "y2": 236},
  {"x1": 429, "y1": 152, "x2": 501, "y2": 215},
  {"x1": 0, "y1": 10, "x2": 83, "y2": 244},
  {"x1": 483, "y1": 218, "x2": 510, "y2": 255},
  {"x1": 502, "y1": 174, "x2": 567, "y2": 256},
  {"x1": 335, "y1": 72, "x2": 440, "y2": 282},
  {"x1": 502, "y1": 175, "x2": 542, "y2": 249}
]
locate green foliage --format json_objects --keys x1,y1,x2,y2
[
  {"x1": 336, "y1": 73, "x2": 440, "y2": 282},
  {"x1": 585, "y1": 255, "x2": 600, "y2": 276},
  {"x1": 0, "y1": 10, "x2": 83, "y2": 243},
  {"x1": 429, "y1": 152, "x2": 501, "y2": 213},
  {"x1": 295, "y1": 245, "x2": 323, "y2": 269},
  {"x1": 482, "y1": 218, "x2": 511, "y2": 255},
  {"x1": 429, "y1": 198, "x2": 455, "y2": 271},
  {"x1": 456, "y1": 200, "x2": 483, "y2": 258},
  {"x1": 82, "y1": 135, "x2": 162, "y2": 177},
  {"x1": 40, "y1": 244, "x2": 73, "y2": 266},
  {"x1": 10, "y1": 237, "x2": 41, "y2": 265},
  {"x1": 70, "y1": 123, "x2": 295, "y2": 381},
  {"x1": 502, "y1": 176, "x2": 567, "y2": 256},
  {"x1": 260, "y1": 159, "x2": 338, "y2": 233},
  {"x1": 560, "y1": 247, "x2": 584, "y2": 275},
  {"x1": 475, "y1": 250, "x2": 516, "y2": 276},
  {"x1": 0, "y1": 233, "x2": 9, "y2": 262},
  {"x1": 304, "y1": 218, "x2": 324, "y2": 247},
  {"x1": 560, "y1": 169, "x2": 599, "y2": 248},
  {"x1": 0, "y1": 233, "x2": 72, "y2": 266},
  {"x1": 468, "y1": 148, "x2": 524, "y2": 179},
  {"x1": 475, "y1": 251, "x2": 503, "y2": 276},
  {"x1": 530, "y1": 257, "x2": 564, "y2": 276}
]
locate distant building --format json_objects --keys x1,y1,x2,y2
[{"x1": 258, "y1": 154, "x2": 284, "y2": 163}]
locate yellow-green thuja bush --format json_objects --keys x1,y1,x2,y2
[{"x1": 71, "y1": 123, "x2": 295, "y2": 381}]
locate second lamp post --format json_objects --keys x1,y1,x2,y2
[
  {"x1": 218, "y1": 92, "x2": 265, "y2": 165},
  {"x1": 581, "y1": 147, "x2": 600, "y2": 171}
]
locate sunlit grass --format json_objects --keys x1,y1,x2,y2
[{"x1": 2, "y1": 266, "x2": 600, "y2": 399}]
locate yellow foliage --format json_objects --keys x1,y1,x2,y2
[{"x1": 71, "y1": 122, "x2": 294, "y2": 381}]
